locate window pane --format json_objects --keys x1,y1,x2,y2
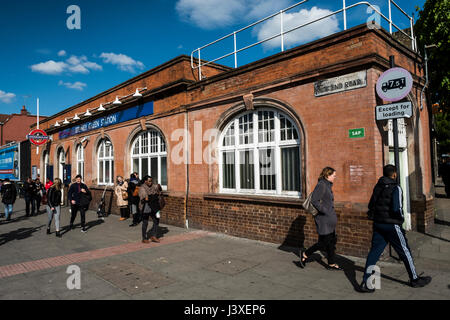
[
  {"x1": 239, "y1": 114, "x2": 253, "y2": 145},
  {"x1": 282, "y1": 147, "x2": 300, "y2": 191},
  {"x1": 161, "y1": 157, "x2": 167, "y2": 186},
  {"x1": 133, "y1": 138, "x2": 140, "y2": 155},
  {"x1": 258, "y1": 111, "x2": 275, "y2": 143},
  {"x1": 99, "y1": 161, "x2": 104, "y2": 184},
  {"x1": 139, "y1": 133, "x2": 147, "y2": 154},
  {"x1": 105, "y1": 161, "x2": 110, "y2": 184},
  {"x1": 150, "y1": 131, "x2": 158, "y2": 154},
  {"x1": 223, "y1": 123, "x2": 235, "y2": 147},
  {"x1": 142, "y1": 158, "x2": 149, "y2": 178},
  {"x1": 239, "y1": 150, "x2": 254, "y2": 189},
  {"x1": 222, "y1": 152, "x2": 235, "y2": 189},
  {"x1": 259, "y1": 148, "x2": 276, "y2": 190},
  {"x1": 160, "y1": 135, "x2": 166, "y2": 153},
  {"x1": 151, "y1": 157, "x2": 158, "y2": 184},
  {"x1": 111, "y1": 160, "x2": 114, "y2": 184},
  {"x1": 133, "y1": 158, "x2": 139, "y2": 175}
]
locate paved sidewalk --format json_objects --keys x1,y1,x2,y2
[{"x1": 0, "y1": 193, "x2": 449, "y2": 300}]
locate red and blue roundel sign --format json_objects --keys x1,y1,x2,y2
[
  {"x1": 376, "y1": 67, "x2": 413, "y2": 102},
  {"x1": 27, "y1": 129, "x2": 49, "y2": 146}
]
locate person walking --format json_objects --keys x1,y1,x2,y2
[
  {"x1": 1, "y1": 179, "x2": 17, "y2": 221},
  {"x1": 139, "y1": 175, "x2": 162, "y2": 243},
  {"x1": 299, "y1": 167, "x2": 342, "y2": 270},
  {"x1": 46, "y1": 178, "x2": 62, "y2": 238},
  {"x1": 115, "y1": 176, "x2": 129, "y2": 221},
  {"x1": 128, "y1": 172, "x2": 141, "y2": 227},
  {"x1": 24, "y1": 177, "x2": 36, "y2": 217},
  {"x1": 68, "y1": 175, "x2": 92, "y2": 233},
  {"x1": 34, "y1": 178, "x2": 44, "y2": 215},
  {"x1": 359, "y1": 164, "x2": 432, "y2": 292}
]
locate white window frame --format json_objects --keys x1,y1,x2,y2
[
  {"x1": 219, "y1": 108, "x2": 301, "y2": 197},
  {"x1": 76, "y1": 144, "x2": 85, "y2": 179},
  {"x1": 43, "y1": 151, "x2": 49, "y2": 180},
  {"x1": 97, "y1": 139, "x2": 114, "y2": 186},
  {"x1": 131, "y1": 130, "x2": 168, "y2": 190}
]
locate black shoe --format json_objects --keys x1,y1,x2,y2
[
  {"x1": 70, "y1": 224, "x2": 74, "y2": 230},
  {"x1": 299, "y1": 248, "x2": 306, "y2": 268},
  {"x1": 46, "y1": 228, "x2": 51, "y2": 235},
  {"x1": 81, "y1": 227, "x2": 87, "y2": 233},
  {"x1": 359, "y1": 281, "x2": 376, "y2": 293},
  {"x1": 410, "y1": 276, "x2": 432, "y2": 288},
  {"x1": 129, "y1": 223, "x2": 137, "y2": 227},
  {"x1": 6, "y1": 217, "x2": 11, "y2": 221},
  {"x1": 56, "y1": 231, "x2": 61, "y2": 238}
]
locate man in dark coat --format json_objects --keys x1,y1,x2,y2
[
  {"x1": 360, "y1": 165, "x2": 431, "y2": 292},
  {"x1": 440, "y1": 157, "x2": 450, "y2": 197},
  {"x1": 23, "y1": 177, "x2": 36, "y2": 216},
  {"x1": 1, "y1": 179, "x2": 17, "y2": 221},
  {"x1": 68, "y1": 175, "x2": 92, "y2": 233}
]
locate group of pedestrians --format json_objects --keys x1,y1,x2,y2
[
  {"x1": 113, "y1": 172, "x2": 164, "y2": 243},
  {"x1": 23, "y1": 177, "x2": 48, "y2": 217},
  {"x1": 300, "y1": 165, "x2": 432, "y2": 292}
]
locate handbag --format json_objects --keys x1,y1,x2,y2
[
  {"x1": 302, "y1": 193, "x2": 318, "y2": 217},
  {"x1": 122, "y1": 191, "x2": 128, "y2": 200}
]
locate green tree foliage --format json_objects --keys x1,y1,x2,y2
[
  {"x1": 435, "y1": 112, "x2": 450, "y2": 154},
  {"x1": 415, "y1": 0, "x2": 450, "y2": 155}
]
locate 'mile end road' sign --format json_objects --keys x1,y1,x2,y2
[
  {"x1": 376, "y1": 101, "x2": 413, "y2": 121},
  {"x1": 376, "y1": 67, "x2": 413, "y2": 102}
]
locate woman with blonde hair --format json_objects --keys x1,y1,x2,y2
[
  {"x1": 46, "y1": 178, "x2": 63, "y2": 238},
  {"x1": 300, "y1": 167, "x2": 342, "y2": 270},
  {"x1": 115, "y1": 175, "x2": 129, "y2": 221}
]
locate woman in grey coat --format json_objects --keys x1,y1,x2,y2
[{"x1": 299, "y1": 167, "x2": 342, "y2": 270}]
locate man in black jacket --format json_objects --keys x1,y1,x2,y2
[
  {"x1": 67, "y1": 175, "x2": 92, "y2": 233},
  {"x1": 24, "y1": 177, "x2": 36, "y2": 216},
  {"x1": 360, "y1": 165, "x2": 431, "y2": 292},
  {"x1": 1, "y1": 179, "x2": 17, "y2": 221}
]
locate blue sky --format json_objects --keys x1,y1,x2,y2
[{"x1": 0, "y1": 0, "x2": 425, "y2": 117}]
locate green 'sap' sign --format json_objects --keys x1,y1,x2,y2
[{"x1": 349, "y1": 128, "x2": 365, "y2": 138}]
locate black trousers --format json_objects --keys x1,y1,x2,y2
[
  {"x1": 120, "y1": 207, "x2": 130, "y2": 218},
  {"x1": 142, "y1": 212, "x2": 159, "y2": 240},
  {"x1": 34, "y1": 195, "x2": 42, "y2": 214},
  {"x1": 305, "y1": 231, "x2": 337, "y2": 265},
  {"x1": 25, "y1": 196, "x2": 35, "y2": 216},
  {"x1": 70, "y1": 204, "x2": 86, "y2": 228}
]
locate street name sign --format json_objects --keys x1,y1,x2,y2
[
  {"x1": 376, "y1": 101, "x2": 412, "y2": 120},
  {"x1": 349, "y1": 128, "x2": 365, "y2": 138}
]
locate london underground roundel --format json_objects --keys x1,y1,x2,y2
[
  {"x1": 376, "y1": 67, "x2": 413, "y2": 102},
  {"x1": 27, "y1": 129, "x2": 49, "y2": 146}
]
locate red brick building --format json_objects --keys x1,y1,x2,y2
[
  {"x1": 30, "y1": 25, "x2": 434, "y2": 258},
  {"x1": 0, "y1": 106, "x2": 46, "y2": 145}
]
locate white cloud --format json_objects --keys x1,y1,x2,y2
[
  {"x1": 0, "y1": 90, "x2": 16, "y2": 103},
  {"x1": 175, "y1": 0, "x2": 292, "y2": 29},
  {"x1": 58, "y1": 80, "x2": 87, "y2": 91},
  {"x1": 58, "y1": 50, "x2": 67, "y2": 57},
  {"x1": 100, "y1": 53, "x2": 145, "y2": 73},
  {"x1": 256, "y1": 7, "x2": 340, "y2": 50},
  {"x1": 30, "y1": 54, "x2": 102, "y2": 75},
  {"x1": 31, "y1": 60, "x2": 68, "y2": 75}
]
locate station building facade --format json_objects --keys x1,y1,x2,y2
[{"x1": 31, "y1": 25, "x2": 434, "y2": 258}]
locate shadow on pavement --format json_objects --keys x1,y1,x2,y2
[
  {"x1": 0, "y1": 225, "x2": 46, "y2": 246},
  {"x1": 435, "y1": 218, "x2": 450, "y2": 227},
  {"x1": 424, "y1": 232, "x2": 450, "y2": 243},
  {"x1": 0, "y1": 214, "x2": 30, "y2": 225}
]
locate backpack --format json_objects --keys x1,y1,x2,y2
[
  {"x1": 2, "y1": 184, "x2": 15, "y2": 204},
  {"x1": 302, "y1": 193, "x2": 318, "y2": 217}
]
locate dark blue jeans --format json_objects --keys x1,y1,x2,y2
[
  {"x1": 25, "y1": 196, "x2": 35, "y2": 216},
  {"x1": 363, "y1": 222, "x2": 418, "y2": 283}
]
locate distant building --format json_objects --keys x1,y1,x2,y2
[{"x1": 0, "y1": 106, "x2": 47, "y2": 145}]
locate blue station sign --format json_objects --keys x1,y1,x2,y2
[
  {"x1": 59, "y1": 102, "x2": 153, "y2": 139},
  {"x1": 0, "y1": 144, "x2": 20, "y2": 180}
]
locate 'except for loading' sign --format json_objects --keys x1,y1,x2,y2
[{"x1": 375, "y1": 101, "x2": 412, "y2": 121}]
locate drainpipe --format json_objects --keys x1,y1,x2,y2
[
  {"x1": 184, "y1": 108, "x2": 190, "y2": 229},
  {"x1": 0, "y1": 122, "x2": 3, "y2": 146}
]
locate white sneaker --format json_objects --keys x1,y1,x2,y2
[{"x1": 81, "y1": 228, "x2": 87, "y2": 233}]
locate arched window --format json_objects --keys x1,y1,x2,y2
[
  {"x1": 131, "y1": 129, "x2": 167, "y2": 189},
  {"x1": 97, "y1": 138, "x2": 114, "y2": 185},
  {"x1": 219, "y1": 108, "x2": 301, "y2": 196},
  {"x1": 43, "y1": 151, "x2": 49, "y2": 180},
  {"x1": 76, "y1": 144, "x2": 84, "y2": 178}
]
